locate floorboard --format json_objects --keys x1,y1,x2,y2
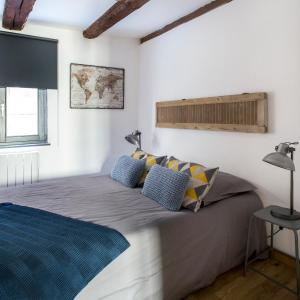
[{"x1": 185, "y1": 257, "x2": 297, "y2": 300}]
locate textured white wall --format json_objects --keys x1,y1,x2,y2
[
  {"x1": 0, "y1": 22, "x2": 140, "y2": 178},
  {"x1": 138, "y1": 0, "x2": 300, "y2": 255}
]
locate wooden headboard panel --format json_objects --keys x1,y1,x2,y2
[{"x1": 156, "y1": 93, "x2": 268, "y2": 133}]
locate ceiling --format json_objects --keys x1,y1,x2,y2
[{"x1": 0, "y1": 0, "x2": 211, "y2": 38}]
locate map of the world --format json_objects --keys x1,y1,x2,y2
[{"x1": 70, "y1": 64, "x2": 124, "y2": 109}]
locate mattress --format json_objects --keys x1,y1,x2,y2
[{"x1": 0, "y1": 174, "x2": 266, "y2": 300}]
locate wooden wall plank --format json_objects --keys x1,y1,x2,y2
[{"x1": 156, "y1": 93, "x2": 268, "y2": 133}]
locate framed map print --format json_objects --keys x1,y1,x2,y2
[{"x1": 70, "y1": 63, "x2": 125, "y2": 109}]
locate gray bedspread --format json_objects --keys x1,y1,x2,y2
[{"x1": 0, "y1": 174, "x2": 266, "y2": 300}]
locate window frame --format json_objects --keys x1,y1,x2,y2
[{"x1": 0, "y1": 87, "x2": 48, "y2": 148}]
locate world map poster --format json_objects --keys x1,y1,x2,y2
[{"x1": 70, "y1": 64, "x2": 124, "y2": 109}]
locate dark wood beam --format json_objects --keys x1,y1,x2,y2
[
  {"x1": 83, "y1": 0, "x2": 150, "y2": 39},
  {"x1": 140, "y1": 0, "x2": 233, "y2": 44},
  {"x1": 2, "y1": 0, "x2": 36, "y2": 30}
]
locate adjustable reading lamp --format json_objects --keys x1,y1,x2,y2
[
  {"x1": 263, "y1": 142, "x2": 300, "y2": 220},
  {"x1": 125, "y1": 130, "x2": 142, "y2": 150}
]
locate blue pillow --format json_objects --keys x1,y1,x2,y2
[
  {"x1": 111, "y1": 155, "x2": 145, "y2": 188},
  {"x1": 142, "y1": 164, "x2": 189, "y2": 211}
]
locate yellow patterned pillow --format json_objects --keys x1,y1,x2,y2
[
  {"x1": 131, "y1": 150, "x2": 147, "y2": 160},
  {"x1": 166, "y1": 156, "x2": 219, "y2": 212},
  {"x1": 132, "y1": 150, "x2": 166, "y2": 186}
]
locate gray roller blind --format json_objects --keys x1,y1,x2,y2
[{"x1": 0, "y1": 31, "x2": 58, "y2": 89}]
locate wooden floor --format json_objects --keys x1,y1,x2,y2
[{"x1": 186, "y1": 254, "x2": 297, "y2": 300}]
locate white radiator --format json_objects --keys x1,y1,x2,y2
[{"x1": 0, "y1": 151, "x2": 40, "y2": 187}]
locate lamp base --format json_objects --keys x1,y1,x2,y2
[{"x1": 271, "y1": 207, "x2": 300, "y2": 221}]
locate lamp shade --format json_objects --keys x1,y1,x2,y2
[
  {"x1": 125, "y1": 135, "x2": 139, "y2": 147},
  {"x1": 125, "y1": 130, "x2": 141, "y2": 150},
  {"x1": 263, "y1": 143, "x2": 295, "y2": 171}
]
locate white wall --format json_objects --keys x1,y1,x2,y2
[
  {"x1": 0, "y1": 22, "x2": 140, "y2": 178},
  {"x1": 138, "y1": 0, "x2": 300, "y2": 255}
]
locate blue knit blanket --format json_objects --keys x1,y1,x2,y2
[{"x1": 0, "y1": 203, "x2": 130, "y2": 300}]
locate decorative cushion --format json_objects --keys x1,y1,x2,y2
[
  {"x1": 131, "y1": 150, "x2": 147, "y2": 160},
  {"x1": 142, "y1": 165, "x2": 190, "y2": 211},
  {"x1": 166, "y1": 156, "x2": 219, "y2": 212},
  {"x1": 111, "y1": 155, "x2": 145, "y2": 188},
  {"x1": 131, "y1": 150, "x2": 167, "y2": 186}
]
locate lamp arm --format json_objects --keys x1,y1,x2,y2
[
  {"x1": 138, "y1": 134, "x2": 141, "y2": 150},
  {"x1": 290, "y1": 150, "x2": 294, "y2": 215}
]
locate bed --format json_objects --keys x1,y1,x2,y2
[{"x1": 0, "y1": 173, "x2": 266, "y2": 300}]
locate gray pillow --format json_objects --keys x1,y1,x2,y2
[
  {"x1": 142, "y1": 165, "x2": 189, "y2": 211},
  {"x1": 203, "y1": 172, "x2": 256, "y2": 205},
  {"x1": 111, "y1": 155, "x2": 145, "y2": 188}
]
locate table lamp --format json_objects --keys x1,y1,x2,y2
[
  {"x1": 263, "y1": 142, "x2": 300, "y2": 220},
  {"x1": 125, "y1": 130, "x2": 141, "y2": 150}
]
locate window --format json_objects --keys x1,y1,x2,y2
[{"x1": 0, "y1": 87, "x2": 48, "y2": 147}]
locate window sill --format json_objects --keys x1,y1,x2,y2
[{"x1": 0, "y1": 142, "x2": 51, "y2": 149}]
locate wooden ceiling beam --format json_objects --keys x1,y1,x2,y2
[
  {"x1": 83, "y1": 0, "x2": 150, "y2": 39},
  {"x1": 2, "y1": 0, "x2": 36, "y2": 30},
  {"x1": 140, "y1": 0, "x2": 233, "y2": 44}
]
